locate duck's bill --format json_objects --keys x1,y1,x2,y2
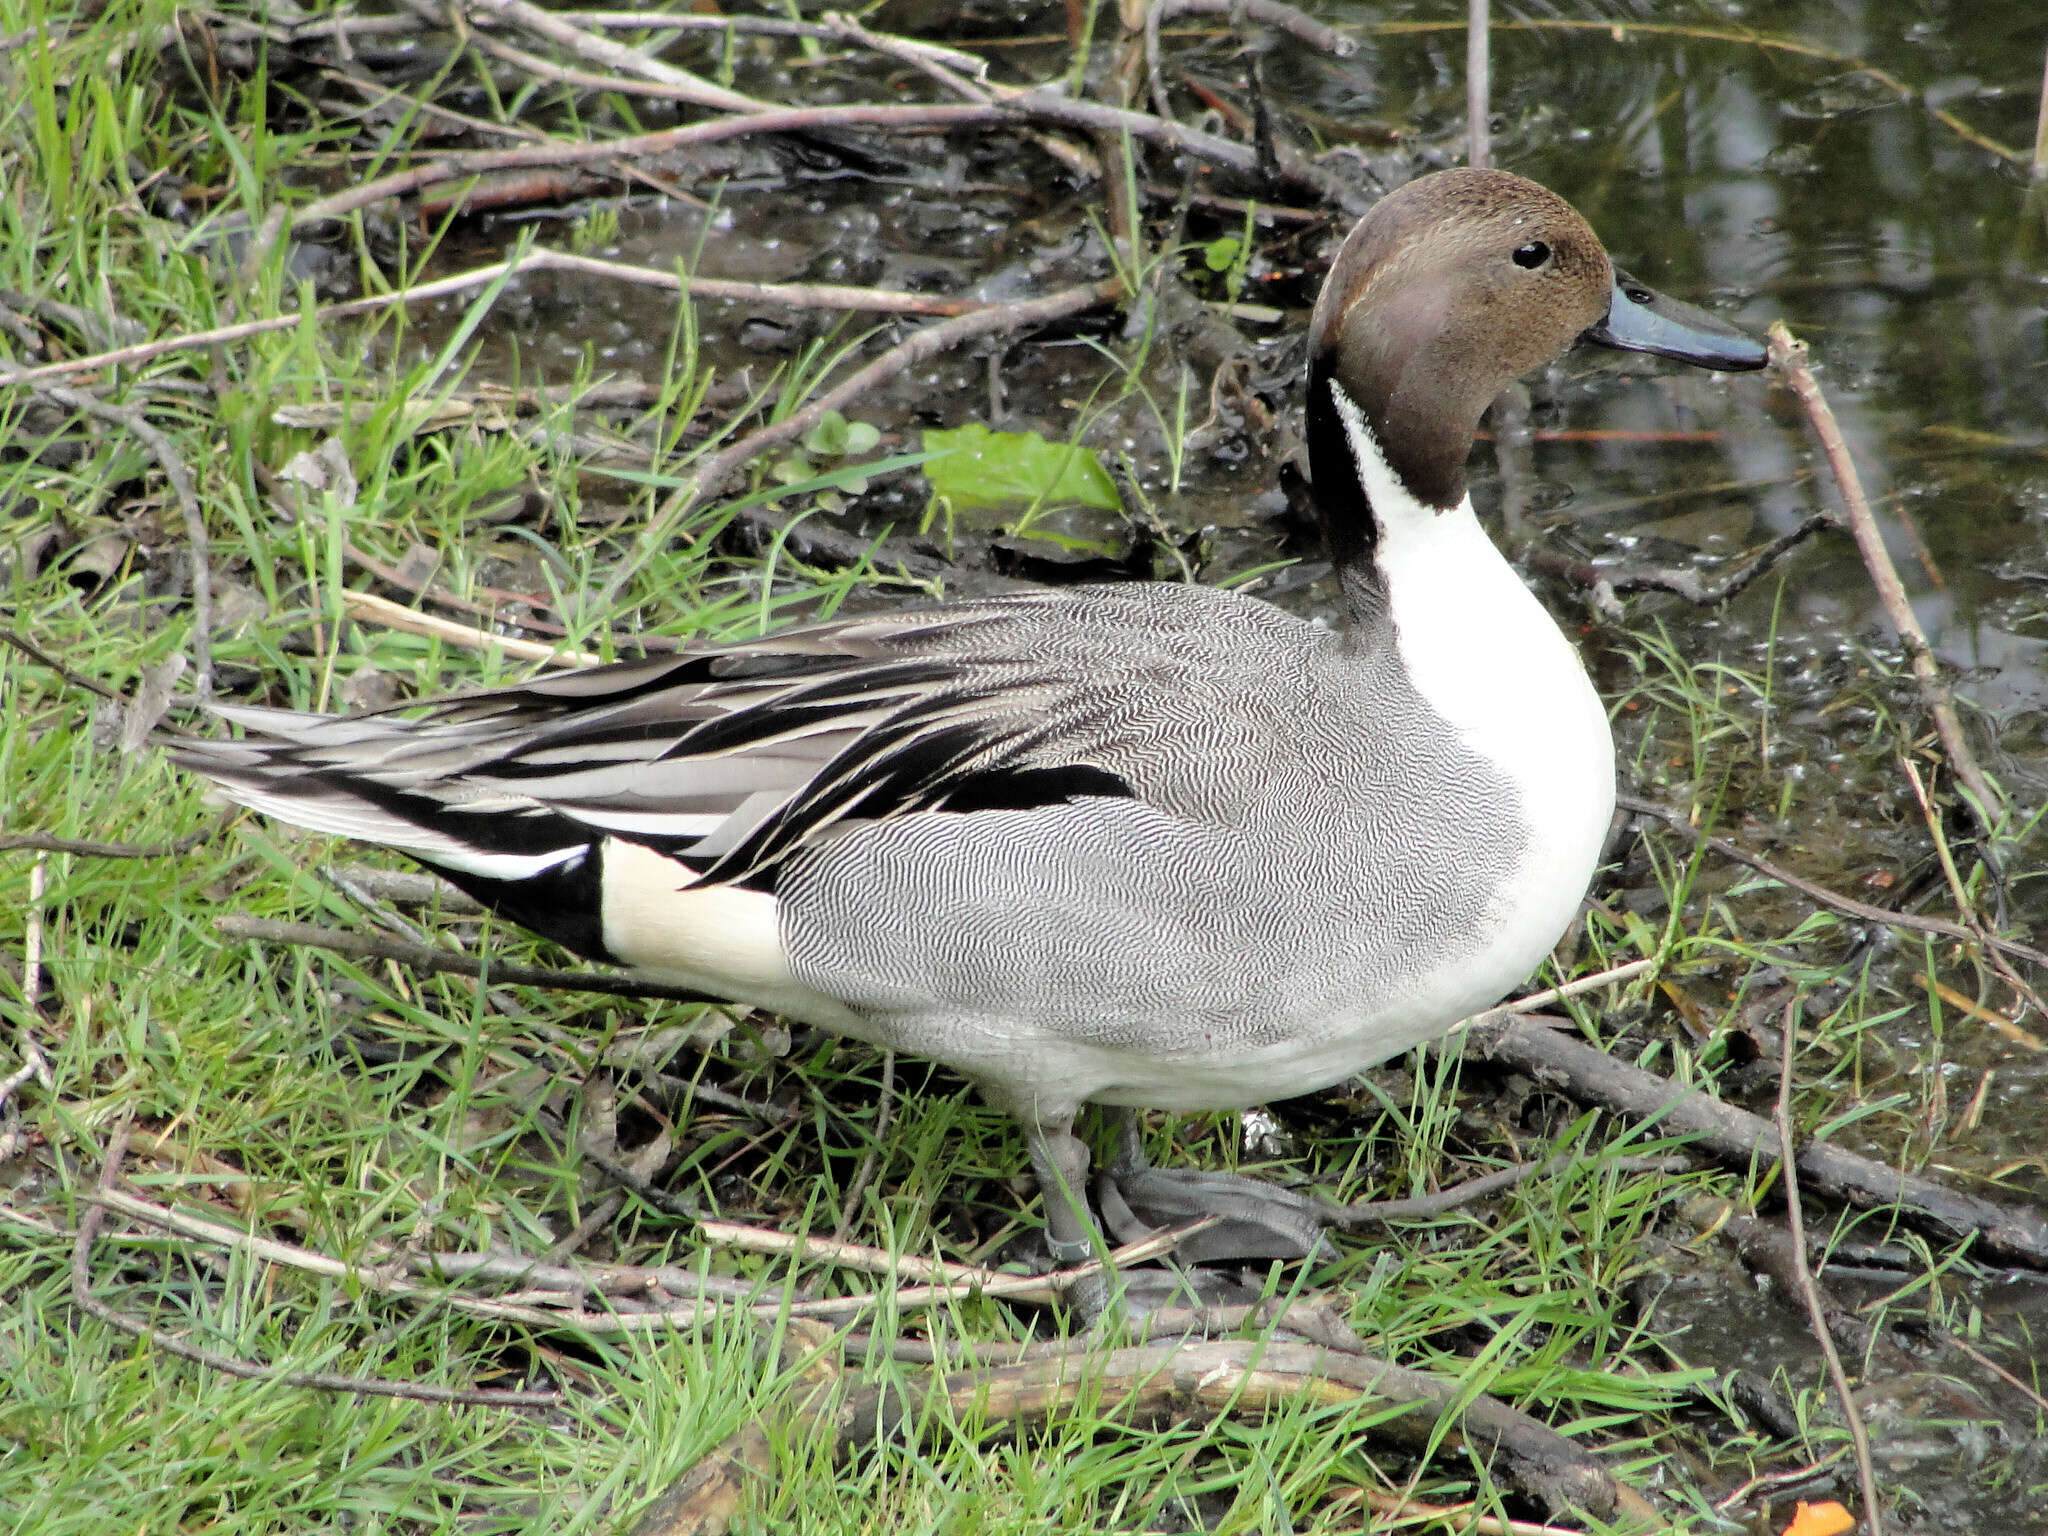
[{"x1": 1583, "y1": 271, "x2": 1767, "y2": 372}]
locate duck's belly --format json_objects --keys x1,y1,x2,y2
[{"x1": 775, "y1": 778, "x2": 1606, "y2": 1121}]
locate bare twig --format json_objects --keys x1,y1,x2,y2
[
  {"x1": 1141, "y1": 0, "x2": 1353, "y2": 125},
  {"x1": 1466, "y1": 0, "x2": 1490, "y2": 169},
  {"x1": 0, "y1": 246, "x2": 1017, "y2": 391},
  {"x1": 30, "y1": 384, "x2": 211, "y2": 697},
  {"x1": 1774, "y1": 999, "x2": 1885, "y2": 1533},
  {"x1": 0, "y1": 853, "x2": 54, "y2": 1113},
  {"x1": 831, "y1": 1049, "x2": 895, "y2": 1243},
  {"x1": 703, "y1": 1216, "x2": 994, "y2": 1287},
  {"x1": 642, "y1": 1338, "x2": 1639, "y2": 1530},
  {"x1": 590, "y1": 276, "x2": 1121, "y2": 613},
  {"x1": 0, "y1": 827, "x2": 217, "y2": 858},
  {"x1": 1902, "y1": 757, "x2": 2048, "y2": 1022},
  {"x1": 1768, "y1": 322, "x2": 2001, "y2": 839},
  {"x1": 429, "y1": 0, "x2": 767, "y2": 111},
  {"x1": 1949, "y1": 1333, "x2": 2048, "y2": 1417},
  {"x1": 1528, "y1": 511, "x2": 1837, "y2": 608},
  {"x1": 93, "y1": 1179, "x2": 1202, "y2": 1325},
  {"x1": 0, "y1": 628, "x2": 132, "y2": 703},
  {"x1": 1617, "y1": 794, "x2": 2048, "y2": 971},
  {"x1": 213, "y1": 914, "x2": 719, "y2": 1005},
  {"x1": 73, "y1": 1127, "x2": 558, "y2": 1407},
  {"x1": 345, "y1": 590, "x2": 603, "y2": 668},
  {"x1": 1319, "y1": 1152, "x2": 1690, "y2": 1230}
]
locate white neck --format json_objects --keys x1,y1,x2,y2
[{"x1": 1329, "y1": 379, "x2": 1614, "y2": 896}]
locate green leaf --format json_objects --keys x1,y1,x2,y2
[
  {"x1": 802, "y1": 410, "x2": 852, "y2": 457},
  {"x1": 921, "y1": 424, "x2": 1120, "y2": 513},
  {"x1": 1202, "y1": 235, "x2": 1242, "y2": 273},
  {"x1": 801, "y1": 411, "x2": 882, "y2": 458}
]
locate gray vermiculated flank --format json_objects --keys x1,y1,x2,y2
[{"x1": 776, "y1": 580, "x2": 1525, "y2": 1069}]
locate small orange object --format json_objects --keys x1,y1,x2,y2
[{"x1": 1781, "y1": 1501, "x2": 1855, "y2": 1536}]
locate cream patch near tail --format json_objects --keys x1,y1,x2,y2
[{"x1": 597, "y1": 838, "x2": 868, "y2": 1032}]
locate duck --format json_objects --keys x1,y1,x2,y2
[{"x1": 170, "y1": 168, "x2": 1766, "y2": 1292}]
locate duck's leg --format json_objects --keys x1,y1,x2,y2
[
  {"x1": 1026, "y1": 1115, "x2": 1276, "y2": 1326},
  {"x1": 1024, "y1": 1120, "x2": 1100, "y2": 1266},
  {"x1": 1095, "y1": 1106, "x2": 1335, "y2": 1266}
]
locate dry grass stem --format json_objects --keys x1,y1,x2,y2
[
  {"x1": 1768, "y1": 322, "x2": 2001, "y2": 838},
  {"x1": 344, "y1": 590, "x2": 604, "y2": 667},
  {"x1": 1619, "y1": 793, "x2": 2048, "y2": 970},
  {"x1": 1774, "y1": 998, "x2": 1885, "y2": 1534}
]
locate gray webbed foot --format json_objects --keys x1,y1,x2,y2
[
  {"x1": 1096, "y1": 1162, "x2": 1336, "y2": 1264},
  {"x1": 1096, "y1": 1106, "x2": 1337, "y2": 1265}
]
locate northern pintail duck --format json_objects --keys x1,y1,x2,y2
[{"x1": 172, "y1": 169, "x2": 1764, "y2": 1286}]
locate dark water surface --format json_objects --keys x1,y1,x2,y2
[{"x1": 402, "y1": 1, "x2": 2048, "y2": 1525}]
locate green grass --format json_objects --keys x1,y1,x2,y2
[{"x1": 0, "y1": 0, "x2": 2028, "y2": 1530}]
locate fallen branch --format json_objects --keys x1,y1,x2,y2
[
  {"x1": 1768, "y1": 322, "x2": 2002, "y2": 839},
  {"x1": 0, "y1": 246, "x2": 1018, "y2": 389},
  {"x1": 450, "y1": 0, "x2": 768, "y2": 113},
  {"x1": 1142, "y1": 0, "x2": 1355, "y2": 126},
  {"x1": 1529, "y1": 511, "x2": 1837, "y2": 608},
  {"x1": 344, "y1": 589, "x2": 602, "y2": 668},
  {"x1": 0, "y1": 826, "x2": 217, "y2": 858},
  {"x1": 1473, "y1": 1014, "x2": 2048, "y2": 1268},
  {"x1": 628, "y1": 1336, "x2": 1648, "y2": 1536}
]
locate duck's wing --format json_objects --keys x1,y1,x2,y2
[{"x1": 169, "y1": 596, "x2": 1137, "y2": 910}]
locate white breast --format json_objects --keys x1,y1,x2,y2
[{"x1": 1332, "y1": 383, "x2": 1615, "y2": 995}]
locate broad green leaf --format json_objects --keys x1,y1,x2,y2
[
  {"x1": 921, "y1": 424, "x2": 1120, "y2": 513},
  {"x1": 1202, "y1": 235, "x2": 1242, "y2": 273}
]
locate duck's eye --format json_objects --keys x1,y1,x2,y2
[{"x1": 1512, "y1": 241, "x2": 1551, "y2": 269}]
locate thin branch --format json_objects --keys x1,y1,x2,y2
[
  {"x1": 830, "y1": 1049, "x2": 895, "y2": 1243},
  {"x1": 1617, "y1": 794, "x2": 2048, "y2": 971},
  {"x1": 93, "y1": 1180, "x2": 1205, "y2": 1325},
  {"x1": 1466, "y1": 0, "x2": 1490, "y2": 169},
  {"x1": 1902, "y1": 757, "x2": 2048, "y2": 1021},
  {"x1": 1768, "y1": 322, "x2": 2001, "y2": 838},
  {"x1": 1319, "y1": 1153, "x2": 1689, "y2": 1230},
  {"x1": 212, "y1": 914, "x2": 720, "y2": 1005},
  {"x1": 344, "y1": 590, "x2": 603, "y2": 668},
  {"x1": 589, "y1": 276, "x2": 1121, "y2": 614},
  {"x1": 0, "y1": 827, "x2": 217, "y2": 858},
  {"x1": 0, "y1": 246, "x2": 1016, "y2": 390},
  {"x1": 1142, "y1": 0, "x2": 1355, "y2": 126},
  {"x1": 1775, "y1": 999, "x2": 1886, "y2": 1532},
  {"x1": 29, "y1": 384, "x2": 211, "y2": 698},
  {"x1": 1528, "y1": 511, "x2": 1837, "y2": 607},
  {"x1": 72, "y1": 1127, "x2": 558, "y2": 1407},
  {"x1": 0, "y1": 628, "x2": 131, "y2": 703},
  {"x1": 450, "y1": 0, "x2": 768, "y2": 112},
  {"x1": 0, "y1": 853, "x2": 54, "y2": 1113}
]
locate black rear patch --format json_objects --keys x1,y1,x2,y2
[{"x1": 423, "y1": 842, "x2": 617, "y2": 965}]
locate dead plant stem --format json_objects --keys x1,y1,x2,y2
[
  {"x1": 1774, "y1": 998, "x2": 1885, "y2": 1533},
  {"x1": 1769, "y1": 321, "x2": 2001, "y2": 841}
]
